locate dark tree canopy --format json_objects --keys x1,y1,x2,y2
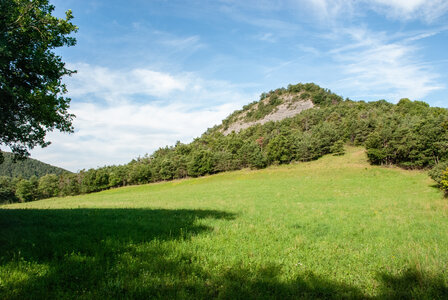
[
  {"x1": 0, "y1": 151, "x2": 69, "y2": 179},
  {"x1": 0, "y1": 0, "x2": 77, "y2": 162}
]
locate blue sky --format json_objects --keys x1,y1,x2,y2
[{"x1": 25, "y1": 0, "x2": 448, "y2": 171}]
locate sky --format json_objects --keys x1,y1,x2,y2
[{"x1": 19, "y1": 0, "x2": 448, "y2": 171}]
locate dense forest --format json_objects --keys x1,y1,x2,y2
[
  {"x1": 0, "y1": 152, "x2": 69, "y2": 179},
  {"x1": 1, "y1": 83, "x2": 448, "y2": 204},
  {"x1": 0, "y1": 152, "x2": 70, "y2": 203}
]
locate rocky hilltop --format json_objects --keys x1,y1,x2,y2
[
  {"x1": 219, "y1": 83, "x2": 342, "y2": 135},
  {"x1": 222, "y1": 96, "x2": 314, "y2": 135}
]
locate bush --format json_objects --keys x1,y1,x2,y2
[
  {"x1": 188, "y1": 150, "x2": 216, "y2": 177},
  {"x1": 15, "y1": 179, "x2": 36, "y2": 202},
  {"x1": 238, "y1": 141, "x2": 267, "y2": 169},
  {"x1": 0, "y1": 176, "x2": 18, "y2": 204},
  {"x1": 441, "y1": 170, "x2": 448, "y2": 192},
  {"x1": 38, "y1": 174, "x2": 59, "y2": 198},
  {"x1": 59, "y1": 173, "x2": 80, "y2": 196},
  {"x1": 429, "y1": 161, "x2": 448, "y2": 185},
  {"x1": 108, "y1": 165, "x2": 128, "y2": 187},
  {"x1": 330, "y1": 140, "x2": 345, "y2": 156},
  {"x1": 266, "y1": 134, "x2": 294, "y2": 164},
  {"x1": 127, "y1": 162, "x2": 152, "y2": 185}
]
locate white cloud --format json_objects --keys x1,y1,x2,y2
[
  {"x1": 66, "y1": 63, "x2": 254, "y2": 106},
  {"x1": 31, "y1": 101, "x2": 239, "y2": 171},
  {"x1": 29, "y1": 64, "x2": 255, "y2": 171},
  {"x1": 66, "y1": 63, "x2": 187, "y2": 100}
]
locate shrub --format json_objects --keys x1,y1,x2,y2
[
  {"x1": 15, "y1": 179, "x2": 36, "y2": 202},
  {"x1": 439, "y1": 168, "x2": 448, "y2": 192},
  {"x1": 0, "y1": 176, "x2": 18, "y2": 204},
  {"x1": 238, "y1": 141, "x2": 267, "y2": 169},
  {"x1": 429, "y1": 161, "x2": 448, "y2": 185},
  {"x1": 330, "y1": 140, "x2": 345, "y2": 156},
  {"x1": 266, "y1": 134, "x2": 294, "y2": 164},
  {"x1": 187, "y1": 150, "x2": 216, "y2": 177},
  {"x1": 38, "y1": 174, "x2": 59, "y2": 198}
]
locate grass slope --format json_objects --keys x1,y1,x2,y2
[{"x1": 1, "y1": 147, "x2": 447, "y2": 299}]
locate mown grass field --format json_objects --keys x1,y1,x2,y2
[{"x1": 1, "y1": 147, "x2": 447, "y2": 299}]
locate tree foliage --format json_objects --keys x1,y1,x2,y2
[
  {"x1": 0, "y1": 176, "x2": 18, "y2": 203},
  {"x1": 15, "y1": 177, "x2": 37, "y2": 202},
  {"x1": 0, "y1": 151, "x2": 69, "y2": 178},
  {"x1": 0, "y1": 0, "x2": 77, "y2": 160}
]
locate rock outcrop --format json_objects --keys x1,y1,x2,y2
[{"x1": 222, "y1": 94, "x2": 314, "y2": 135}]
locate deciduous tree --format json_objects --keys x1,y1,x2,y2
[{"x1": 0, "y1": 0, "x2": 77, "y2": 161}]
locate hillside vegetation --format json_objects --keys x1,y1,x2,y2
[
  {"x1": 0, "y1": 152, "x2": 69, "y2": 179},
  {"x1": 1, "y1": 148, "x2": 447, "y2": 298},
  {"x1": 1, "y1": 83, "x2": 448, "y2": 204},
  {"x1": 0, "y1": 153, "x2": 70, "y2": 204}
]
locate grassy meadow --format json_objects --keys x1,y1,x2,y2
[{"x1": 1, "y1": 147, "x2": 447, "y2": 299}]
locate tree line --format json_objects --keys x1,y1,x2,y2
[{"x1": 1, "y1": 83, "x2": 448, "y2": 204}]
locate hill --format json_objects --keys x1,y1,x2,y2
[
  {"x1": 1, "y1": 147, "x2": 447, "y2": 298},
  {"x1": 2, "y1": 82, "x2": 447, "y2": 204},
  {"x1": 0, "y1": 152, "x2": 69, "y2": 179}
]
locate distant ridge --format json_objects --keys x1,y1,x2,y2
[{"x1": 0, "y1": 152, "x2": 70, "y2": 179}]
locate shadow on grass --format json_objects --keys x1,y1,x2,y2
[
  {"x1": 375, "y1": 268, "x2": 448, "y2": 299},
  {"x1": 428, "y1": 183, "x2": 448, "y2": 198},
  {"x1": 1, "y1": 209, "x2": 447, "y2": 299},
  {"x1": 213, "y1": 267, "x2": 448, "y2": 299},
  {"x1": 0, "y1": 208, "x2": 234, "y2": 298},
  {"x1": 205, "y1": 265, "x2": 365, "y2": 300},
  {"x1": 0, "y1": 208, "x2": 235, "y2": 262},
  {"x1": 429, "y1": 183, "x2": 440, "y2": 189}
]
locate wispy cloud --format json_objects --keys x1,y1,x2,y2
[
  {"x1": 280, "y1": 0, "x2": 448, "y2": 24},
  {"x1": 297, "y1": 45, "x2": 321, "y2": 56},
  {"x1": 298, "y1": 0, "x2": 355, "y2": 24},
  {"x1": 368, "y1": 0, "x2": 448, "y2": 23},
  {"x1": 329, "y1": 27, "x2": 443, "y2": 100},
  {"x1": 254, "y1": 32, "x2": 276, "y2": 43},
  {"x1": 218, "y1": 2, "x2": 301, "y2": 34},
  {"x1": 158, "y1": 35, "x2": 204, "y2": 50}
]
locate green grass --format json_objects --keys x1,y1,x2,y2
[{"x1": 1, "y1": 147, "x2": 447, "y2": 299}]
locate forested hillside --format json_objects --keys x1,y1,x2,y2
[
  {"x1": 1, "y1": 83, "x2": 448, "y2": 204},
  {"x1": 0, "y1": 152, "x2": 69, "y2": 179}
]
